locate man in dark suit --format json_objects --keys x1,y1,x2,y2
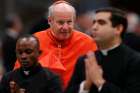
[
  {"x1": 65, "y1": 7, "x2": 140, "y2": 93},
  {"x1": 0, "y1": 35, "x2": 62, "y2": 93},
  {"x1": 2, "y1": 15, "x2": 23, "y2": 72}
]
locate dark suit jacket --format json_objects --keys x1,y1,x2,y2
[
  {"x1": 0, "y1": 63, "x2": 62, "y2": 93},
  {"x1": 2, "y1": 31, "x2": 17, "y2": 72},
  {"x1": 66, "y1": 44, "x2": 140, "y2": 93}
]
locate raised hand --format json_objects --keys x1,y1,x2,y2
[{"x1": 85, "y1": 51, "x2": 105, "y2": 88}]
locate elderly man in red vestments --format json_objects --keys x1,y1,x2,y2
[{"x1": 15, "y1": 0, "x2": 97, "y2": 90}]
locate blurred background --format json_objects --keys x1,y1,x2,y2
[{"x1": 0, "y1": 0, "x2": 140, "y2": 33}]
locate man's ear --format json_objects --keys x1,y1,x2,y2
[
  {"x1": 48, "y1": 17, "x2": 52, "y2": 25},
  {"x1": 116, "y1": 24, "x2": 123, "y2": 35}
]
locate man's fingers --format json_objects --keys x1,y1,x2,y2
[{"x1": 86, "y1": 51, "x2": 97, "y2": 65}]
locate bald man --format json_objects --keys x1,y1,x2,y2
[{"x1": 15, "y1": 1, "x2": 97, "y2": 90}]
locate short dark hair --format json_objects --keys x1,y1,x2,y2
[
  {"x1": 95, "y1": 7, "x2": 128, "y2": 37},
  {"x1": 17, "y1": 34, "x2": 40, "y2": 49}
]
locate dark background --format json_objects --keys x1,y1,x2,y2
[{"x1": 0, "y1": 0, "x2": 139, "y2": 34}]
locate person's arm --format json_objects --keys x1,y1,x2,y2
[
  {"x1": 85, "y1": 51, "x2": 140, "y2": 93},
  {"x1": 98, "y1": 58, "x2": 140, "y2": 93}
]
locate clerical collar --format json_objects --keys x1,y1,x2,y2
[
  {"x1": 23, "y1": 70, "x2": 30, "y2": 76},
  {"x1": 101, "y1": 44, "x2": 120, "y2": 56},
  {"x1": 20, "y1": 63, "x2": 41, "y2": 76}
]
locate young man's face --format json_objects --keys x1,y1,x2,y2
[
  {"x1": 48, "y1": 8, "x2": 75, "y2": 41},
  {"x1": 91, "y1": 12, "x2": 117, "y2": 45},
  {"x1": 16, "y1": 37, "x2": 39, "y2": 68}
]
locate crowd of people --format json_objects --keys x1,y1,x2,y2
[{"x1": 0, "y1": 0, "x2": 140, "y2": 93}]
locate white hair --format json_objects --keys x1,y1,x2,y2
[{"x1": 48, "y1": 1, "x2": 76, "y2": 19}]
